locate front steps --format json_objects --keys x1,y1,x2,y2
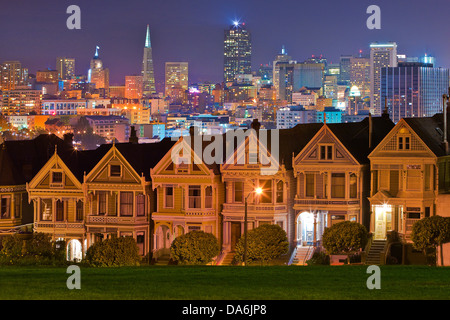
[
  {"x1": 290, "y1": 246, "x2": 314, "y2": 266},
  {"x1": 365, "y1": 240, "x2": 387, "y2": 265},
  {"x1": 154, "y1": 254, "x2": 170, "y2": 265},
  {"x1": 219, "y1": 251, "x2": 236, "y2": 265}
]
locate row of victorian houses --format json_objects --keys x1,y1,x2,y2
[{"x1": 0, "y1": 110, "x2": 449, "y2": 264}]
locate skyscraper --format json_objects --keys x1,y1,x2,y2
[
  {"x1": 125, "y1": 75, "x2": 144, "y2": 99},
  {"x1": 142, "y1": 25, "x2": 156, "y2": 96},
  {"x1": 223, "y1": 21, "x2": 252, "y2": 83},
  {"x1": 165, "y1": 62, "x2": 189, "y2": 95},
  {"x1": 370, "y1": 42, "x2": 398, "y2": 115},
  {"x1": 350, "y1": 56, "x2": 371, "y2": 99},
  {"x1": 88, "y1": 46, "x2": 109, "y2": 93},
  {"x1": 0, "y1": 61, "x2": 28, "y2": 90},
  {"x1": 339, "y1": 55, "x2": 352, "y2": 85},
  {"x1": 56, "y1": 57, "x2": 75, "y2": 80},
  {"x1": 381, "y1": 62, "x2": 449, "y2": 123}
]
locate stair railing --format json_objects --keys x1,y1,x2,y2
[{"x1": 288, "y1": 246, "x2": 298, "y2": 266}]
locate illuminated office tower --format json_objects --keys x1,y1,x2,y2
[
  {"x1": 350, "y1": 56, "x2": 371, "y2": 99},
  {"x1": 370, "y1": 42, "x2": 397, "y2": 115},
  {"x1": 339, "y1": 55, "x2": 352, "y2": 85},
  {"x1": 142, "y1": 25, "x2": 156, "y2": 96},
  {"x1": 273, "y1": 45, "x2": 292, "y2": 100},
  {"x1": 88, "y1": 46, "x2": 110, "y2": 92},
  {"x1": 0, "y1": 61, "x2": 28, "y2": 90},
  {"x1": 56, "y1": 57, "x2": 75, "y2": 80},
  {"x1": 125, "y1": 75, "x2": 144, "y2": 99},
  {"x1": 165, "y1": 62, "x2": 189, "y2": 97},
  {"x1": 381, "y1": 62, "x2": 449, "y2": 123},
  {"x1": 223, "y1": 21, "x2": 252, "y2": 83}
]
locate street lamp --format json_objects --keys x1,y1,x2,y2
[{"x1": 243, "y1": 187, "x2": 263, "y2": 266}]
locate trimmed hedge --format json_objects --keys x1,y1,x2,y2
[
  {"x1": 85, "y1": 236, "x2": 141, "y2": 267},
  {"x1": 170, "y1": 230, "x2": 220, "y2": 265},
  {"x1": 322, "y1": 221, "x2": 368, "y2": 255},
  {"x1": 234, "y1": 224, "x2": 289, "y2": 265},
  {"x1": 0, "y1": 233, "x2": 66, "y2": 265}
]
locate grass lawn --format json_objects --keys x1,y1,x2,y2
[{"x1": 0, "y1": 265, "x2": 449, "y2": 300}]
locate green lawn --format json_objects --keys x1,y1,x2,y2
[{"x1": 0, "y1": 265, "x2": 449, "y2": 300}]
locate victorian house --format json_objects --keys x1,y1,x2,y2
[
  {"x1": 150, "y1": 133, "x2": 223, "y2": 261},
  {"x1": 0, "y1": 134, "x2": 68, "y2": 237},
  {"x1": 368, "y1": 113, "x2": 449, "y2": 242},
  {"x1": 219, "y1": 120, "x2": 308, "y2": 262}
]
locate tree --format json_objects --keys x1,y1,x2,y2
[
  {"x1": 170, "y1": 230, "x2": 220, "y2": 265},
  {"x1": 85, "y1": 236, "x2": 141, "y2": 267},
  {"x1": 411, "y1": 216, "x2": 450, "y2": 266},
  {"x1": 234, "y1": 224, "x2": 289, "y2": 265},
  {"x1": 322, "y1": 221, "x2": 368, "y2": 262}
]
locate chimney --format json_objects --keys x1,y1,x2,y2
[
  {"x1": 368, "y1": 113, "x2": 373, "y2": 149},
  {"x1": 63, "y1": 133, "x2": 74, "y2": 149},
  {"x1": 129, "y1": 126, "x2": 138, "y2": 144}
]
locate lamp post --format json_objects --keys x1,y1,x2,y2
[{"x1": 243, "y1": 187, "x2": 263, "y2": 266}]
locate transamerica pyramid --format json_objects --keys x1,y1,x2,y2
[{"x1": 142, "y1": 25, "x2": 156, "y2": 96}]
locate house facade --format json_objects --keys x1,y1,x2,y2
[
  {"x1": 368, "y1": 114, "x2": 448, "y2": 241},
  {"x1": 150, "y1": 136, "x2": 224, "y2": 260}
]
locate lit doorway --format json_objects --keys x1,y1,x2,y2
[
  {"x1": 67, "y1": 239, "x2": 83, "y2": 262},
  {"x1": 373, "y1": 204, "x2": 392, "y2": 240}
]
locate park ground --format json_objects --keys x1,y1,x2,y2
[{"x1": 0, "y1": 265, "x2": 450, "y2": 300}]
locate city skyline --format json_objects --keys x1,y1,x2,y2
[{"x1": 1, "y1": 0, "x2": 449, "y2": 87}]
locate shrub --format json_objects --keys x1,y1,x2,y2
[
  {"x1": 85, "y1": 236, "x2": 141, "y2": 267},
  {"x1": 234, "y1": 224, "x2": 289, "y2": 265},
  {"x1": 170, "y1": 230, "x2": 220, "y2": 265},
  {"x1": 306, "y1": 252, "x2": 330, "y2": 265},
  {"x1": 411, "y1": 215, "x2": 450, "y2": 266},
  {"x1": 0, "y1": 233, "x2": 67, "y2": 265},
  {"x1": 322, "y1": 221, "x2": 368, "y2": 257}
]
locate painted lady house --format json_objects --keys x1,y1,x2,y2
[
  {"x1": 150, "y1": 128, "x2": 224, "y2": 262},
  {"x1": 368, "y1": 113, "x2": 450, "y2": 243},
  {"x1": 0, "y1": 134, "x2": 69, "y2": 237},
  {"x1": 219, "y1": 120, "x2": 310, "y2": 264}
]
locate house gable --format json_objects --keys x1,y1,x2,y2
[
  {"x1": 85, "y1": 145, "x2": 142, "y2": 185},
  {"x1": 294, "y1": 125, "x2": 360, "y2": 167},
  {"x1": 28, "y1": 152, "x2": 82, "y2": 191},
  {"x1": 368, "y1": 119, "x2": 436, "y2": 160}
]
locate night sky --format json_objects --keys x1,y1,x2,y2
[{"x1": 1, "y1": 0, "x2": 449, "y2": 89}]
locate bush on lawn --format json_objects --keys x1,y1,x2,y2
[
  {"x1": 322, "y1": 221, "x2": 368, "y2": 263},
  {"x1": 306, "y1": 252, "x2": 330, "y2": 265},
  {"x1": 411, "y1": 215, "x2": 450, "y2": 266},
  {"x1": 233, "y1": 224, "x2": 289, "y2": 265},
  {"x1": 85, "y1": 235, "x2": 141, "y2": 267},
  {"x1": 0, "y1": 233, "x2": 67, "y2": 265},
  {"x1": 170, "y1": 230, "x2": 220, "y2": 265}
]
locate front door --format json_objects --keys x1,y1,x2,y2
[
  {"x1": 230, "y1": 222, "x2": 241, "y2": 251},
  {"x1": 375, "y1": 211, "x2": 386, "y2": 240}
]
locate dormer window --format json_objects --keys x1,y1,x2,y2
[
  {"x1": 52, "y1": 171, "x2": 63, "y2": 183},
  {"x1": 110, "y1": 165, "x2": 121, "y2": 177},
  {"x1": 319, "y1": 145, "x2": 333, "y2": 160},
  {"x1": 398, "y1": 136, "x2": 411, "y2": 150}
]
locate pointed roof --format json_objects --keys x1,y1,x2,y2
[
  {"x1": 0, "y1": 145, "x2": 26, "y2": 185},
  {"x1": 145, "y1": 25, "x2": 151, "y2": 48},
  {"x1": 402, "y1": 113, "x2": 450, "y2": 157}
]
